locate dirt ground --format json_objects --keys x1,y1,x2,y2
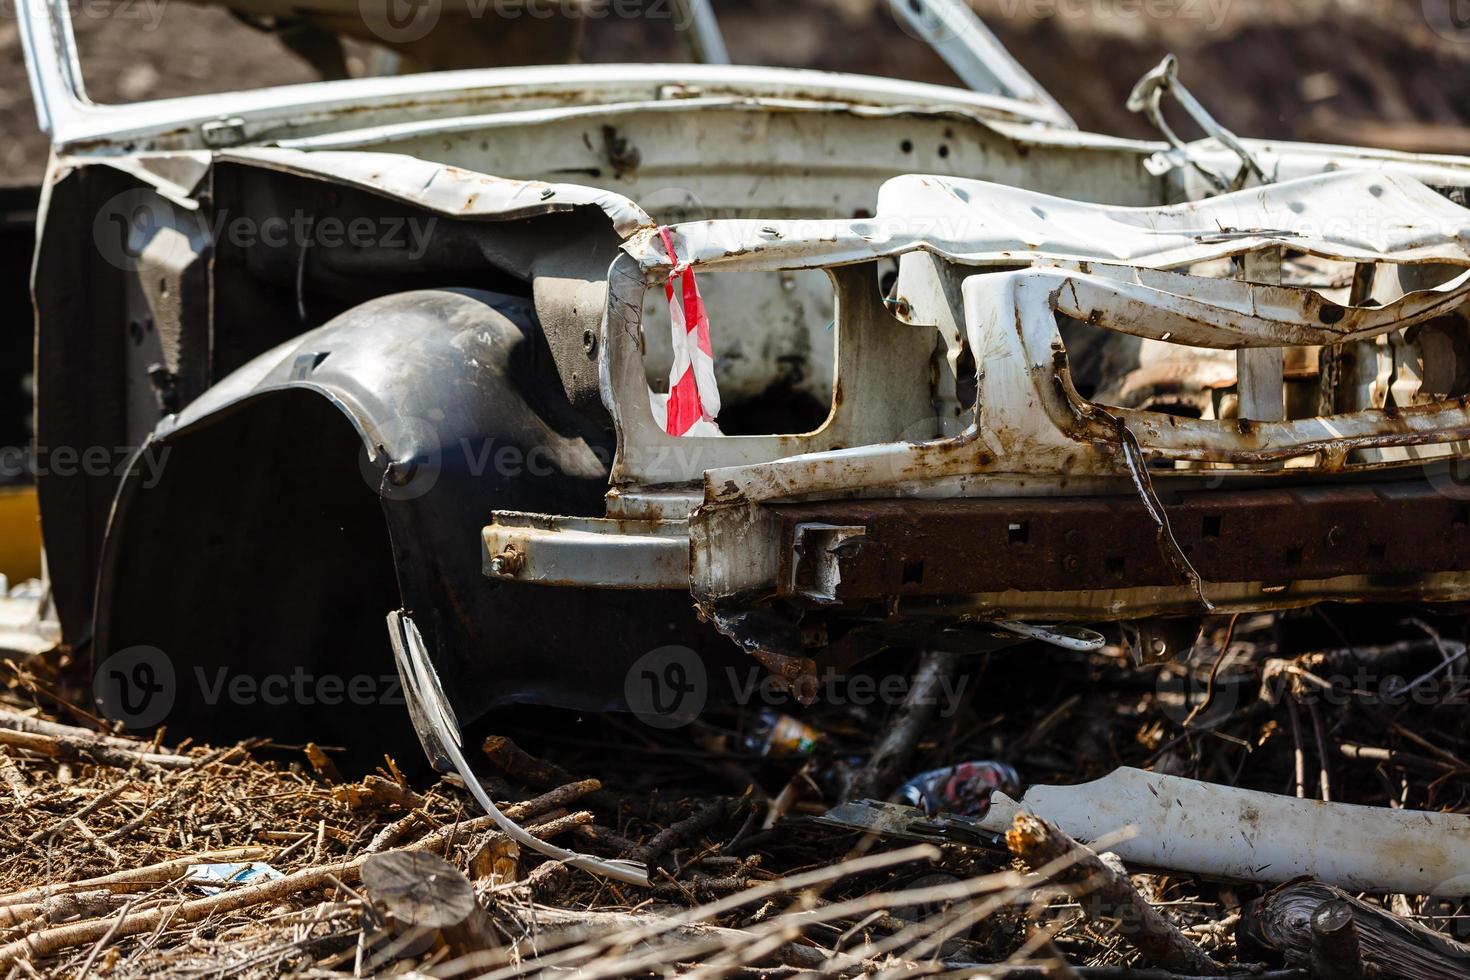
[
  {"x1": 5, "y1": 609, "x2": 1470, "y2": 976},
  {"x1": 3, "y1": 0, "x2": 1470, "y2": 186}
]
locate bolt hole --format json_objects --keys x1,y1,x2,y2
[
  {"x1": 1202, "y1": 515, "x2": 1222, "y2": 538},
  {"x1": 1106, "y1": 556, "x2": 1126, "y2": 577},
  {"x1": 1007, "y1": 522, "x2": 1029, "y2": 545},
  {"x1": 1286, "y1": 547, "x2": 1303, "y2": 566},
  {"x1": 1455, "y1": 502, "x2": 1470, "y2": 527},
  {"x1": 902, "y1": 560, "x2": 925, "y2": 585},
  {"x1": 900, "y1": 139, "x2": 914, "y2": 154}
]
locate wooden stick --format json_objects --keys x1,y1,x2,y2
[
  {"x1": 0, "y1": 748, "x2": 29, "y2": 802},
  {"x1": 1006, "y1": 813, "x2": 1221, "y2": 976},
  {"x1": 635, "y1": 799, "x2": 736, "y2": 868},
  {"x1": 481, "y1": 735, "x2": 575, "y2": 789},
  {"x1": 1309, "y1": 899, "x2": 1363, "y2": 979},
  {"x1": 0, "y1": 710, "x2": 153, "y2": 753},
  {"x1": 0, "y1": 729, "x2": 197, "y2": 771},
  {"x1": 362, "y1": 852, "x2": 495, "y2": 962},
  {"x1": 845, "y1": 650, "x2": 958, "y2": 802}
]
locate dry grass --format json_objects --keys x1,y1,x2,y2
[{"x1": 1, "y1": 609, "x2": 1469, "y2": 977}]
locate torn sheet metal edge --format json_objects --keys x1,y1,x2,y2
[
  {"x1": 623, "y1": 170, "x2": 1470, "y2": 274},
  {"x1": 483, "y1": 512, "x2": 690, "y2": 589},
  {"x1": 386, "y1": 610, "x2": 650, "y2": 887},
  {"x1": 220, "y1": 147, "x2": 653, "y2": 238},
  {"x1": 980, "y1": 767, "x2": 1470, "y2": 896}
]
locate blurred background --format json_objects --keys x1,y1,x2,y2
[{"x1": 3, "y1": 0, "x2": 1470, "y2": 187}]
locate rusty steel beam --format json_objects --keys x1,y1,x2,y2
[{"x1": 771, "y1": 481, "x2": 1470, "y2": 601}]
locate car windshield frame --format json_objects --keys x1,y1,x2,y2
[{"x1": 19, "y1": 0, "x2": 1075, "y2": 152}]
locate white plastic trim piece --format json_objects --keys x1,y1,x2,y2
[
  {"x1": 981, "y1": 767, "x2": 1470, "y2": 896},
  {"x1": 386, "y1": 610, "x2": 650, "y2": 887}
]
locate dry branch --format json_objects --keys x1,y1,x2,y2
[
  {"x1": 0, "y1": 728, "x2": 198, "y2": 770},
  {"x1": 362, "y1": 851, "x2": 496, "y2": 961},
  {"x1": 845, "y1": 650, "x2": 959, "y2": 802},
  {"x1": 1006, "y1": 812, "x2": 1222, "y2": 976},
  {"x1": 1243, "y1": 880, "x2": 1470, "y2": 979}
]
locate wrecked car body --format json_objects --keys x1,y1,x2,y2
[{"x1": 17, "y1": 0, "x2": 1470, "y2": 749}]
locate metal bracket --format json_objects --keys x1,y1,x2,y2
[{"x1": 1127, "y1": 54, "x2": 1267, "y2": 192}]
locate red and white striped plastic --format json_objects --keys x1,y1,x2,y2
[{"x1": 655, "y1": 227, "x2": 721, "y2": 437}]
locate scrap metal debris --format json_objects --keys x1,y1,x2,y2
[{"x1": 2, "y1": 607, "x2": 1470, "y2": 976}]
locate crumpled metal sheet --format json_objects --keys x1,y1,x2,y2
[
  {"x1": 623, "y1": 170, "x2": 1470, "y2": 274},
  {"x1": 220, "y1": 146, "x2": 653, "y2": 237},
  {"x1": 702, "y1": 260, "x2": 1470, "y2": 505}
]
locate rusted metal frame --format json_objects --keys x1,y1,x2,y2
[
  {"x1": 597, "y1": 253, "x2": 938, "y2": 489},
  {"x1": 767, "y1": 483, "x2": 1470, "y2": 601},
  {"x1": 1053, "y1": 262, "x2": 1470, "y2": 349},
  {"x1": 699, "y1": 263, "x2": 1470, "y2": 506},
  {"x1": 898, "y1": 572, "x2": 1470, "y2": 622},
  {"x1": 482, "y1": 512, "x2": 690, "y2": 589},
  {"x1": 1236, "y1": 248, "x2": 1287, "y2": 423}
]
